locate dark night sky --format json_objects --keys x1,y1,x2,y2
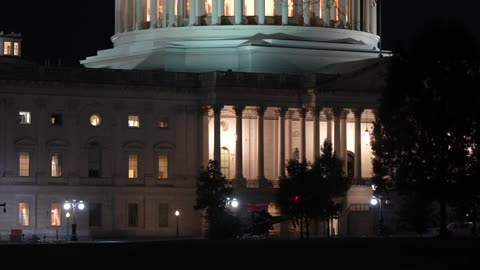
[{"x1": 0, "y1": 0, "x2": 479, "y2": 66}]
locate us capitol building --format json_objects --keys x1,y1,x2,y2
[{"x1": 0, "y1": 0, "x2": 386, "y2": 240}]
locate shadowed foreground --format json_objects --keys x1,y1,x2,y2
[{"x1": 1, "y1": 238, "x2": 478, "y2": 269}]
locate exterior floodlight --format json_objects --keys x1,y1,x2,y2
[
  {"x1": 231, "y1": 198, "x2": 239, "y2": 208},
  {"x1": 370, "y1": 197, "x2": 378, "y2": 206},
  {"x1": 78, "y1": 201, "x2": 85, "y2": 210}
]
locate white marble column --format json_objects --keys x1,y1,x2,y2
[
  {"x1": 277, "y1": 107, "x2": 287, "y2": 178},
  {"x1": 212, "y1": 0, "x2": 219, "y2": 24},
  {"x1": 115, "y1": 0, "x2": 122, "y2": 33},
  {"x1": 168, "y1": 0, "x2": 176, "y2": 27},
  {"x1": 189, "y1": 0, "x2": 197, "y2": 25},
  {"x1": 258, "y1": 0, "x2": 265, "y2": 25},
  {"x1": 282, "y1": 0, "x2": 288, "y2": 25},
  {"x1": 326, "y1": 109, "x2": 332, "y2": 143},
  {"x1": 234, "y1": 106, "x2": 246, "y2": 187},
  {"x1": 299, "y1": 108, "x2": 307, "y2": 164},
  {"x1": 370, "y1": 0, "x2": 377, "y2": 34},
  {"x1": 333, "y1": 108, "x2": 342, "y2": 157},
  {"x1": 257, "y1": 106, "x2": 267, "y2": 181},
  {"x1": 286, "y1": 110, "x2": 293, "y2": 160},
  {"x1": 126, "y1": 0, "x2": 134, "y2": 31},
  {"x1": 339, "y1": 0, "x2": 346, "y2": 23},
  {"x1": 363, "y1": 0, "x2": 370, "y2": 32},
  {"x1": 303, "y1": 0, "x2": 310, "y2": 26},
  {"x1": 136, "y1": 0, "x2": 144, "y2": 30},
  {"x1": 340, "y1": 110, "x2": 348, "y2": 174},
  {"x1": 353, "y1": 108, "x2": 363, "y2": 179},
  {"x1": 354, "y1": 0, "x2": 360, "y2": 30},
  {"x1": 313, "y1": 0, "x2": 320, "y2": 24},
  {"x1": 313, "y1": 107, "x2": 321, "y2": 159},
  {"x1": 150, "y1": 0, "x2": 158, "y2": 28},
  {"x1": 213, "y1": 105, "x2": 223, "y2": 168},
  {"x1": 162, "y1": 0, "x2": 168, "y2": 27},
  {"x1": 234, "y1": 0, "x2": 242, "y2": 24},
  {"x1": 201, "y1": 107, "x2": 209, "y2": 168}
]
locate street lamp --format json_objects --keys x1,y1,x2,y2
[
  {"x1": 175, "y1": 210, "x2": 180, "y2": 238},
  {"x1": 226, "y1": 197, "x2": 239, "y2": 209},
  {"x1": 63, "y1": 199, "x2": 85, "y2": 241}
]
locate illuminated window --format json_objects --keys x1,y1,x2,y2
[
  {"x1": 158, "y1": 118, "x2": 169, "y2": 128},
  {"x1": 158, "y1": 203, "x2": 169, "y2": 227},
  {"x1": 205, "y1": 0, "x2": 212, "y2": 15},
  {"x1": 19, "y1": 202, "x2": 30, "y2": 226},
  {"x1": 157, "y1": 0, "x2": 163, "y2": 19},
  {"x1": 288, "y1": 0, "x2": 294, "y2": 17},
  {"x1": 51, "y1": 203, "x2": 61, "y2": 226},
  {"x1": 128, "y1": 203, "x2": 139, "y2": 227},
  {"x1": 89, "y1": 203, "x2": 102, "y2": 227},
  {"x1": 19, "y1": 152, "x2": 30, "y2": 177},
  {"x1": 158, "y1": 154, "x2": 168, "y2": 179},
  {"x1": 146, "y1": 0, "x2": 151, "y2": 21},
  {"x1": 224, "y1": 0, "x2": 233, "y2": 16},
  {"x1": 50, "y1": 114, "x2": 62, "y2": 126},
  {"x1": 128, "y1": 154, "x2": 138, "y2": 178},
  {"x1": 13, "y1": 42, "x2": 19, "y2": 56},
  {"x1": 89, "y1": 114, "x2": 101, "y2": 126},
  {"x1": 3, "y1": 41, "x2": 11, "y2": 55},
  {"x1": 51, "y1": 153, "x2": 62, "y2": 177},
  {"x1": 221, "y1": 147, "x2": 230, "y2": 178},
  {"x1": 335, "y1": 0, "x2": 339, "y2": 21},
  {"x1": 128, "y1": 114, "x2": 140, "y2": 128},
  {"x1": 88, "y1": 143, "x2": 101, "y2": 177},
  {"x1": 244, "y1": 0, "x2": 254, "y2": 16},
  {"x1": 265, "y1": 0, "x2": 274, "y2": 16},
  {"x1": 19, "y1": 111, "x2": 31, "y2": 125}
]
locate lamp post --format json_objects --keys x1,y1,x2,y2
[
  {"x1": 370, "y1": 184, "x2": 385, "y2": 236},
  {"x1": 175, "y1": 210, "x2": 180, "y2": 238},
  {"x1": 65, "y1": 212, "x2": 70, "y2": 240},
  {"x1": 63, "y1": 199, "x2": 85, "y2": 241}
]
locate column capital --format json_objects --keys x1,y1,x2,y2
[
  {"x1": 332, "y1": 107, "x2": 344, "y2": 118},
  {"x1": 298, "y1": 108, "x2": 307, "y2": 118},
  {"x1": 310, "y1": 106, "x2": 323, "y2": 117},
  {"x1": 213, "y1": 105, "x2": 223, "y2": 115},
  {"x1": 233, "y1": 105, "x2": 245, "y2": 116},
  {"x1": 286, "y1": 110, "x2": 294, "y2": 119},
  {"x1": 341, "y1": 110, "x2": 350, "y2": 119},
  {"x1": 275, "y1": 107, "x2": 288, "y2": 117},
  {"x1": 256, "y1": 106, "x2": 267, "y2": 117},
  {"x1": 353, "y1": 108, "x2": 364, "y2": 118}
]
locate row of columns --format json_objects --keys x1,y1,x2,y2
[
  {"x1": 208, "y1": 105, "x2": 368, "y2": 188},
  {"x1": 116, "y1": 0, "x2": 378, "y2": 34}
]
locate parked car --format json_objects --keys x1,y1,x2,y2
[{"x1": 446, "y1": 222, "x2": 479, "y2": 237}]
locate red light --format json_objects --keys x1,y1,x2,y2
[{"x1": 293, "y1": 196, "x2": 301, "y2": 203}]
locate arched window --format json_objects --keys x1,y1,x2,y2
[
  {"x1": 221, "y1": 147, "x2": 230, "y2": 178},
  {"x1": 88, "y1": 143, "x2": 102, "y2": 177}
]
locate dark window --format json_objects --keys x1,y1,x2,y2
[
  {"x1": 88, "y1": 143, "x2": 101, "y2": 177},
  {"x1": 50, "y1": 114, "x2": 62, "y2": 126},
  {"x1": 89, "y1": 203, "x2": 102, "y2": 227},
  {"x1": 159, "y1": 203, "x2": 169, "y2": 227},
  {"x1": 128, "y1": 203, "x2": 138, "y2": 227}
]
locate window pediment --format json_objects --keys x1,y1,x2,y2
[
  {"x1": 123, "y1": 140, "x2": 145, "y2": 151},
  {"x1": 14, "y1": 137, "x2": 36, "y2": 146},
  {"x1": 46, "y1": 138, "x2": 69, "y2": 149},
  {"x1": 153, "y1": 141, "x2": 175, "y2": 152}
]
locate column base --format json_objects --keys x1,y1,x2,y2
[
  {"x1": 258, "y1": 177, "x2": 272, "y2": 188},
  {"x1": 233, "y1": 177, "x2": 247, "y2": 188}
]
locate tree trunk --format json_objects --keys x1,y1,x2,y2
[
  {"x1": 305, "y1": 217, "x2": 310, "y2": 240},
  {"x1": 439, "y1": 198, "x2": 447, "y2": 237},
  {"x1": 300, "y1": 216, "x2": 304, "y2": 240},
  {"x1": 326, "y1": 218, "x2": 330, "y2": 238}
]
